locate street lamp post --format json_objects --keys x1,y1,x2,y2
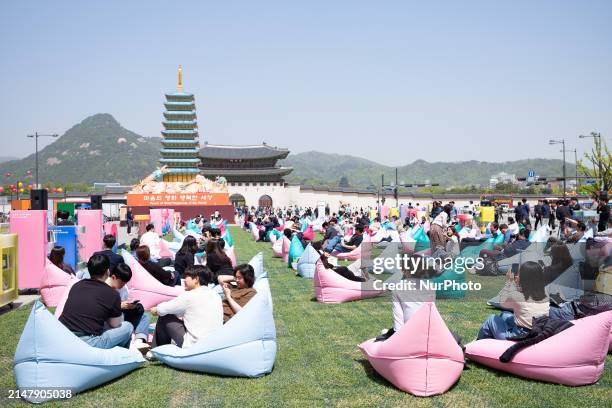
[
  {"x1": 26, "y1": 132, "x2": 59, "y2": 189},
  {"x1": 579, "y1": 133, "x2": 604, "y2": 191},
  {"x1": 549, "y1": 139, "x2": 566, "y2": 198}
]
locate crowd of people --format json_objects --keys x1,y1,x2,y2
[
  {"x1": 241, "y1": 195, "x2": 612, "y2": 346},
  {"x1": 44, "y1": 194, "x2": 611, "y2": 367},
  {"x1": 52, "y1": 214, "x2": 258, "y2": 360}
]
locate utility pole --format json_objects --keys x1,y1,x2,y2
[
  {"x1": 26, "y1": 132, "x2": 59, "y2": 188},
  {"x1": 549, "y1": 139, "x2": 566, "y2": 198},
  {"x1": 395, "y1": 168, "x2": 399, "y2": 207}
]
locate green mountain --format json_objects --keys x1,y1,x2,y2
[
  {"x1": 0, "y1": 114, "x2": 160, "y2": 186},
  {"x1": 280, "y1": 151, "x2": 575, "y2": 188},
  {"x1": 0, "y1": 113, "x2": 576, "y2": 189}
]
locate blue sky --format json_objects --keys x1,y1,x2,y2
[{"x1": 1, "y1": 0, "x2": 611, "y2": 165}]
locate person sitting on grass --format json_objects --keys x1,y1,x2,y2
[
  {"x1": 149, "y1": 265, "x2": 222, "y2": 354},
  {"x1": 323, "y1": 224, "x2": 364, "y2": 255},
  {"x1": 477, "y1": 261, "x2": 549, "y2": 340},
  {"x1": 105, "y1": 263, "x2": 151, "y2": 354},
  {"x1": 218, "y1": 264, "x2": 258, "y2": 322},
  {"x1": 136, "y1": 245, "x2": 176, "y2": 286},
  {"x1": 59, "y1": 254, "x2": 133, "y2": 349},
  {"x1": 48, "y1": 245, "x2": 75, "y2": 275},
  {"x1": 93, "y1": 234, "x2": 124, "y2": 272}
]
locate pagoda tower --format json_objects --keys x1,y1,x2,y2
[{"x1": 160, "y1": 66, "x2": 201, "y2": 182}]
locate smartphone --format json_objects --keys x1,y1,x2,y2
[
  {"x1": 511, "y1": 263, "x2": 519, "y2": 276},
  {"x1": 131, "y1": 300, "x2": 140, "y2": 304}
]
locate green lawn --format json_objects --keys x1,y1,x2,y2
[{"x1": 1, "y1": 226, "x2": 610, "y2": 407}]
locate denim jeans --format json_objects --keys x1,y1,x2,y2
[
  {"x1": 477, "y1": 311, "x2": 530, "y2": 340},
  {"x1": 325, "y1": 236, "x2": 349, "y2": 253},
  {"x1": 78, "y1": 321, "x2": 133, "y2": 349},
  {"x1": 549, "y1": 303, "x2": 575, "y2": 321}
]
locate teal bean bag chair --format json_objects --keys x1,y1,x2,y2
[
  {"x1": 413, "y1": 227, "x2": 431, "y2": 253},
  {"x1": 151, "y1": 278, "x2": 276, "y2": 377},
  {"x1": 460, "y1": 233, "x2": 505, "y2": 262},
  {"x1": 223, "y1": 229, "x2": 233, "y2": 247},
  {"x1": 429, "y1": 263, "x2": 466, "y2": 299},
  {"x1": 14, "y1": 301, "x2": 144, "y2": 404},
  {"x1": 288, "y1": 235, "x2": 305, "y2": 267},
  {"x1": 297, "y1": 244, "x2": 320, "y2": 278}
]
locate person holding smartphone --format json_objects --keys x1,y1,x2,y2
[
  {"x1": 477, "y1": 261, "x2": 549, "y2": 340},
  {"x1": 105, "y1": 263, "x2": 151, "y2": 353}
]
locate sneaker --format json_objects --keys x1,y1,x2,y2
[
  {"x1": 145, "y1": 351, "x2": 156, "y2": 361},
  {"x1": 134, "y1": 339, "x2": 151, "y2": 355}
]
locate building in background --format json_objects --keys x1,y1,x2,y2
[
  {"x1": 199, "y1": 143, "x2": 293, "y2": 207},
  {"x1": 159, "y1": 66, "x2": 200, "y2": 182}
]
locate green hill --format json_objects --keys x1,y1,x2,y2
[
  {"x1": 0, "y1": 113, "x2": 575, "y2": 189},
  {"x1": 281, "y1": 152, "x2": 575, "y2": 188},
  {"x1": 0, "y1": 113, "x2": 160, "y2": 186}
]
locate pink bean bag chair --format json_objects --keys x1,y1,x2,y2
[
  {"x1": 333, "y1": 245, "x2": 362, "y2": 261},
  {"x1": 359, "y1": 303, "x2": 464, "y2": 396},
  {"x1": 121, "y1": 251, "x2": 184, "y2": 310},
  {"x1": 225, "y1": 246, "x2": 237, "y2": 269},
  {"x1": 54, "y1": 279, "x2": 78, "y2": 318},
  {"x1": 314, "y1": 261, "x2": 384, "y2": 304},
  {"x1": 281, "y1": 236, "x2": 291, "y2": 264},
  {"x1": 159, "y1": 239, "x2": 174, "y2": 260},
  {"x1": 303, "y1": 225, "x2": 314, "y2": 241},
  {"x1": 40, "y1": 260, "x2": 76, "y2": 307},
  {"x1": 272, "y1": 238, "x2": 283, "y2": 258},
  {"x1": 465, "y1": 311, "x2": 612, "y2": 386},
  {"x1": 251, "y1": 224, "x2": 260, "y2": 241}
]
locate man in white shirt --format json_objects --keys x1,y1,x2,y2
[
  {"x1": 149, "y1": 265, "x2": 222, "y2": 356},
  {"x1": 140, "y1": 223, "x2": 162, "y2": 260}
]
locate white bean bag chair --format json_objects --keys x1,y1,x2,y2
[
  {"x1": 40, "y1": 259, "x2": 76, "y2": 307},
  {"x1": 297, "y1": 244, "x2": 320, "y2": 278},
  {"x1": 151, "y1": 278, "x2": 276, "y2": 377},
  {"x1": 546, "y1": 262, "x2": 584, "y2": 301},
  {"x1": 359, "y1": 303, "x2": 463, "y2": 396},
  {"x1": 15, "y1": 301, "x2": 144, "y2": 403}
]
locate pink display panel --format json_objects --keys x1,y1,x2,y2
[
  {"x1": 9, "y1": 210, "x2": 48, "y2": 289},
  {"x1": 77, "y1": 209, "x2": 103, "y2": 263},
  {"x1": 150, "y1": 208, "x2": 174, "y2": 235}
]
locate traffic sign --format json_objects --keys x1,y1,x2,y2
[{"x1": 528, "y1": 169, "x2": 535, "y2": 178}]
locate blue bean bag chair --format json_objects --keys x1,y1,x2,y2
[
  {"x1": 151, "y1": 278, "x2": 276, "y2": 377},
  {"x1": 14, "y1": 301, "x2": 145, "y2": 403},
  {"x1": 287, "y1": 235, "x2": 305, "y2": 267},
  {"x1": 297, "y1": 244, "x2": 320, "y2": 278}
]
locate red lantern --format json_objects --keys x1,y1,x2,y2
[
  {"x1": 9, "y1": 184, "x2": 14, "y2": 189},
  {"x1": 0, "y1": 186, "x2": 4, "y2": 193},
  {"x1": 28, "y1": 185, "x2": 33, "y2": 190}
]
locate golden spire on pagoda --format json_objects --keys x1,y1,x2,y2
[{"x1": 177, "y1": 65, "x2": 183, "y2": 92}]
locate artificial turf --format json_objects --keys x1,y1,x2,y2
[{"x1": 0, "y1": 226, "x2": 610, "y2": 407}]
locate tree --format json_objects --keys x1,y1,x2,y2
[
  {"x1": 338, "y1": 176, "x2": 350, "y2": 188},
  {"x1": 577, "y1": 132, "x2": 612, "y2": 196}
]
